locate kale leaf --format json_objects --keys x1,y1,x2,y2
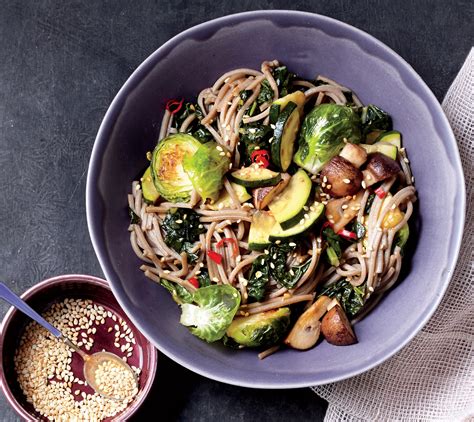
[
  {"x1": 247, "y1": 243, "x2": 312, "y2": 300},
  {"x1": 322, "y1": 227, "x2": 342, "y2": 258},
  {"x1": 129, "y1": 207, "x2": 141, "y2": 225},
  {"x1": 365, "y1": 193, "x2": 376, "y2": 214},
  {"x1": 238, "y1": 123, "x2": 273, "y2": 166},
  {"x1": 318, "y1": 280, "x2": 365, "y2": 318},
  {"x1": 273, "y1": 66, "x2": 295, "y2": 97},
  {"x1": 160, "y1": 279, "x2": 194, "y2": 305},
  {"x1": 352, "y1": 221, "x2": 366, "y2": 240},
  {"x1": 247, "y1": 255, "x2": 270, "y2": 302},
  {"x1": 257, "y1": 80, "x2": 274, "y2": 105},
  {"x1": 197, "y1": 269, "x2": 211, "y2": 288},
  {"x1": 360, "y1": 104, "x2": 393, "y2": 137},
  {"x1": 162, "y1": 208, "x2": 205, "y2": 262}
]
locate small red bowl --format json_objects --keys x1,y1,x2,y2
[{"x1": 0, "y1": 274, "x2": 158, "y2": 421}]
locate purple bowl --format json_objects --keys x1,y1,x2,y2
[
  {"x1": 86, "y1": 11, "x2": 465, "y2": 388},
  {"x1": 0, "y1": 275, "x2": 158, "y2": 420}
]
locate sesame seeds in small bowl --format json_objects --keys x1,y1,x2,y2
[{"x1": 0, "y1": 274, "x2": 157, "y2": 421}]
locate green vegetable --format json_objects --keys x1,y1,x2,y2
[
  {"x1": 247, "y1": 254, "x2": 270, "y2": 301},
  {"x1": 395, "y1": 223, "x2": 410, "y2": 254},
  {"x1": 162, "y1": 208, "x2": 205, "y2": 262},
  {"x1": 160, "y1": 279, "x2": 193, "y2": 305},
  {"x1": 248, "y1": 211, "x2": 279, "y2": 252},
  {"x1": 318, "y1": 280, "x2": 365, "y2": 318},
  {"x1": 273, "y1": 66, "x2": 295, "y2": 97},
  {"x1": 141, "y1": 166, "x2": 160, "y2": 204},
  {"x1": 257, "y1": 80, "x2": 274, "y2": 105},
  {"x1": 197, "y1": 269, "x2": 212, "y2": 288},
  {"x1": 247, "y1": 242, "x2": 313, "y2": 300},
  {"x1": 326, "y1": 246, "x2": 340, "y2": 266},
  {"x1": 294, "y1": 104, "x2": 361, "y2": 174},
  {"x1": 365, "y1": 193, "x2": 376, "y2": 214},
  {"x1": 268, "y1": 243, "x2": 311, "y2": 289},
  {"x1": 352, "y1": 221, "x2": 366, "y2": 240},
  {"x1": 229, "y1": 165, "x2": 281, "y2": 189},
  {"x1": 238, "y1": 123, "x2": 273, "y2": 166},
  {"x1": 180, "y1": 285, "x2": 241, "y2": 342},
  {"x1": 269, "y1": 202, "x2": 325, "y2": 241},
  {"x1": 226, "y1": 308, "x2": 291, "y2": 347},
  {"x1": 173, "y1": 102, "x2": 212, "y2": 143},
  {"x1": 268, "y1": 169, "x2": 312, "y2": 230},
  {"x1": 129, "y1": 207, "x2": 141, "y2": 225},
  {"x1": 151, "y1": 133, "x2": 201, "y2": 202},
  {"x1": 271, "y1": 101, "x2": 300, "y2": 171},
  {"x1": 323, "y1": 227, "x2": 342, "y2": 258},
  {"x1": 360, "y1": 104, "x2": 393, "y2": 137},
  {"x1": 183, "y1": 141, "x2": 230, "y2": 202}
]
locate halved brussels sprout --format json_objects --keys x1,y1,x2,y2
[
  {"x1": 180, "y1": 285, "x2": 241, "y2": 342},
  {"x1": 294, "y1": 104, "x2": 361, "y2": 174},
  {"x1": 226, "y1": 307, "x2": 291, "y2": 347},
  {"x1": 183, "y1": 141, "x2": 230, "y2": 202},
  {"x1": 151, "y1": 133, "x2": 201, "y2": 202}
]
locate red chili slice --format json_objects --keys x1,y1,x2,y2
[
  {"x1": 251, "y1": 149, "x2": 270, "y2": 168},
  {"x1": 165, "y1": 98, "x2": 184, "y2": 115},
  {"x1": 337, "y1": 229, "x2": 358, "y2": 240},
  {"x1": 207, "y1": 250, "x2": 223, "y2": 265},
  {"x1": 216, "y1": 238, "x2": 239, "y2": 256},
  {"x1": 374, "y1": 186, "x2": 387, "y2": 199},
  {"x1": 188, "y1": 277, "x2": 199, "y2": 289}
]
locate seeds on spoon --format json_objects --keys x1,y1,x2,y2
[{"x1": 14, "y1": 298, "x2": 140, "y2": 421}]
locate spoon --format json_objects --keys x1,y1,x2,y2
[{"x1": 0, "y1": 282, "x2": 138, "y2": 400}]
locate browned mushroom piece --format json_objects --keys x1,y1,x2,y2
[
  {"x1": 252, "y1": 173, "x2": 290, "y2": 210},
  {"x1": 325, "y1": 190, "x2": 364, "y2": 233},
  {"x1": 320, "y1": 156, "x2": 362, "y2": 198},
  {"x1": 339, "y1": 143, "x2": 368, "y2": 168},
  {"x1": 321, "y1": 305, "x2": 357, "y2": 346},
  {"x1": 284, "y1": 295, "x2": 332, "y2": 350},
  {"x1": 363, "y1": 152, "x2": 401, "y2": 187}
]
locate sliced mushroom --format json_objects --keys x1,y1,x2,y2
[
  {"x1": 339, "y1": 143, "x2": 368, "y2": 168},
  {"x1": 320, "y1": 156, "x2": 362, "y2": 198},
  {"x1": 321, "y1": 305, "x2": 357, "y2": 346},
  {"x1": 253, "y1": 173, "x2": 290, "y2": 209},
  {"x1": 363, "y1": 152, "x2": 401, "y2": 187},
  {"x1": 284, "y1": 295, "x2": 332, "y2": 350},
  {"x1": 325, "y1": 190, "x2": 364, "y2": 233}
]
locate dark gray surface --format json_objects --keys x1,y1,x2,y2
[{"x1": 0, "y1": 1, "x2": 471, "y2": 420}]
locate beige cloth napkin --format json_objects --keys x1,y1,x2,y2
[{"x1": 312, "y1": 48, "x2": 474, "y2": 421}]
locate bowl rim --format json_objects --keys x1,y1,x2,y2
[
  {"x1": 86, "y1": 10, "x2": 466, "y2": 388},
  {"x1": 0, "y1": 274, "x2": 158, "y2": 420}
]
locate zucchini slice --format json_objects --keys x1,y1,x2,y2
[
  {"x1": 269, "y1": 202, "x2": 325, "y2": 241},
  {"x1": 360, "y1": 143, "x2": 398, "y2": 160},
  {"x1": 375, "y1": 130, "x2": 402, "y2": 148},
  {"x1": 272, "y1": 91, "x2": 306, "y2": 116},
  {"x1": 271, "y1": 102, "x2": 300, "y2": 171},
  {"x1": 268, "y1": 169, "x2": 312, "y2": 230},
  {"x1": 229, "y1": 165, "x2": 281, "y2": 189},
  {"x1": 208, "y1": 183, "x2": 251, "y2": 210},
  {"x1": 141, "y1": 166, "x2": 160, "y2": 204},
  {"x1": 248, "y1": 211, "x2": 279, "y2": 251}
]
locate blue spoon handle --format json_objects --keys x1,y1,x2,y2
[{"x1": 0, "y1": 282, "x2": 62, "y2": 338}]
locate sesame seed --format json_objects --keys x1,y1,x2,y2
[
  {"x1": 343, "y1": 178, "x2": 351, "y2": 184},
  {"x1": 361, "y1": 181, "x2": 367, "y2": 189},
  {"x1": 341, "y1": 204, "x2": 348, "y2": 210}
]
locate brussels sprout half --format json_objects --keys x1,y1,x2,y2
[
  {"x1": 226, "y1": 307, "x2": 291, "y2": 347},
  {"x1": 294, "y1": 104, "x2": 361, "y2": 174},
  {"x1": 151, "y1": 133, "x2": 201, "y2": 202},
  {"x1": 180, "y1": 285, "x2": 241, "y2": 343}
]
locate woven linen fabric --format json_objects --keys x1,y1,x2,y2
[{"x1": 312, "y1": 48, "x2": 474, "y2": 421}]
